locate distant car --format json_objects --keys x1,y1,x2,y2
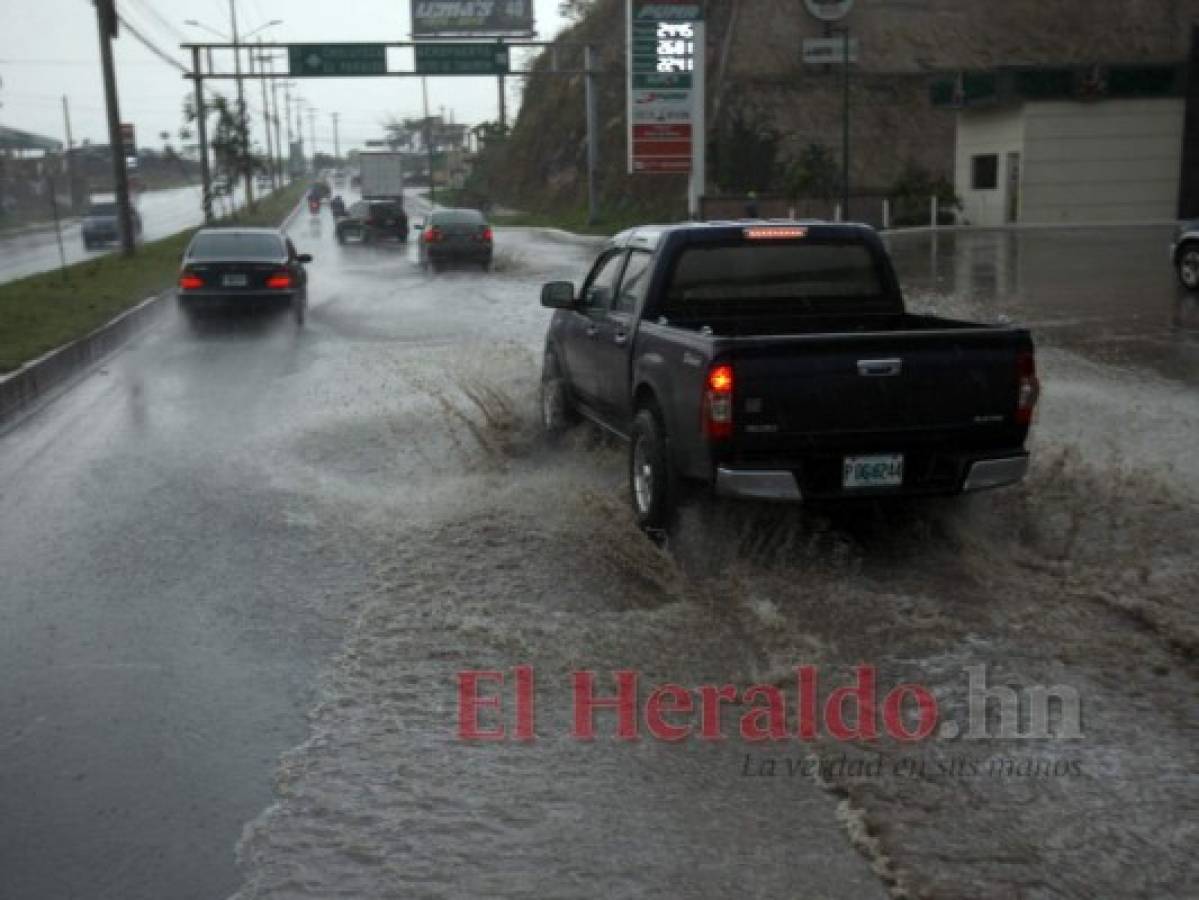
[
  {"x1": 176, "y1": 227, "x2": 311, "y2": 325},
  {"x1": 336, "y1": 199, "x2": 409, "y2": 244},
  {"x1": 418, "y1": 208, "x2": 493, "y2": 272},
  {"x1": 330, "y1": 196, "x2": 347, "y2": 218},
  {"x1": 82, "y1": 201, "x2": 142, "y2": 250},
  {"x1": 1172, "y1": 219, "x2": 1199, "y2": 291}
]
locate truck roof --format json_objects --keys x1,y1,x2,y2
[{"x1": 609, "y1": 220, "x2": 875, "y2": 252}]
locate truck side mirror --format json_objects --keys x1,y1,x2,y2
[{"x1": 541, "y1": 281, "x2": 576, "y2": 309}]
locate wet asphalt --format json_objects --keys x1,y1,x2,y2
[
  {"x1": 0, "y1": 210, "x2": 1195, "y2": 899},
  {"x1": 0, "y1": 183, "x2": 253, "y2": 286}
]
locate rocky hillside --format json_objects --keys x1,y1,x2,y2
[{"x1": 495, "y1": 0, "x2": 1198, "y2": 217}]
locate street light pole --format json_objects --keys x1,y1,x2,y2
[{"x1": 228, "y1": 0, "x2": 253, "y2": 208}]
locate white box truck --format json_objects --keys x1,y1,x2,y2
[{"x1": 358, "y1": 151, "x2": 405, "y2": 199}]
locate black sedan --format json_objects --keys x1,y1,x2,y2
[
  {"x1": 418, "y1": 208, "x2": 493, "y2": 272},
  {"x1": 335, "y1": 200, "x2": 409, "y2": 244},
  {"x1": 177, "y1": 228, "x2": 311, "y2": 325}
]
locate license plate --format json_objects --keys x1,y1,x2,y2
[
  {"x1": 843, "y1": 454, "x2": 904, "y2": 489},
  {"x1": 222, "y1": 274, "x2": 248, "y2": 287}
]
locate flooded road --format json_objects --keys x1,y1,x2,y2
[{"x1": 1, "y1": 214, "x2": 1196, "y2": 899}]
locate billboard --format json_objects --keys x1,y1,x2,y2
[{"x1": 411, "y1": 1, "x2": 535, "y2": 37}]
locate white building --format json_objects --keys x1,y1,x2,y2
[{"x1": 955, "y1": 97, "x2": 1186, "y2": 226}]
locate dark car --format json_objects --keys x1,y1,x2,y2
[
  {"x1": 82, "y1": 201, "x2": 142, "y2": 250},
  {"x1": 335, "y1": 200, "x2": 409, "y2": 244},
  {"x1": 1172, "y1": 219, "x2": 1199, "y2": 291},
  {"x1": 176, "y1": 228, "x2": 311, "y2": 325},
  {"x1": 418, "y1": 208, "x2": 493, "y2": 272}
]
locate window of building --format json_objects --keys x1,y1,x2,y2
[{"x1": 972, "y1": 154, "x2": 999, "y2": 190}]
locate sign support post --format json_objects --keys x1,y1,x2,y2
[{"x1": 689, "y1": 18, "x2": 705, "y2": 219}]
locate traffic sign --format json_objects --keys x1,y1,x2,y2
[
  {"x1": 288, "y1": 44, "x2": 386, "y2": 77},
  {"x1": 802, "y1": 37, "x2": 859, "y2": 65},
  {"x1": 414, "y1": 43, "x2": 510, "y2": 75},
  {"x1": 804, "y1": 0, "x2": 854, "y2": 21}
]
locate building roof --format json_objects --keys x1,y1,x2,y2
[{"x1": 0, "y1": 125, "x2": 64, "y2": 152}]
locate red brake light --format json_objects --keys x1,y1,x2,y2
[
  {"x1": 744, "y1": 227, "x2": 808, "y2": 240},
  {"x1": 178, "y1": 273, "x2": 204, "y2": 290},
  {"x1": 478, "y1": 227, "x2": 494, "y2": 242},
  {"x1": 423, "y1": 227, "x2": 442, "y2": 243},
  {"x1": 703, "y1": 364, "x2": 734, "y2": 440},
  {"x1": 1015, "y1": 351, "x2": 1040, "y2": 425},
  {"x1": 265, "y1": 271, "x2": 292, "y2": 290}
]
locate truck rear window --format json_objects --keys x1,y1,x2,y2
[{"x1": 662, "y1": 243, "x2": 887, "y2": 314}]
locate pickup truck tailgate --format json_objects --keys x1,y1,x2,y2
[{"x1": 731, "y1": 329, "x2": 1024, "y2": 441}]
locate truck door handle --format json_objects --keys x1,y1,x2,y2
[
  {"x1": 857, "y1": 358, "x2": 903, "y2": 377},
  {"x1": 613, "y1": 330, "x2": 628, "y2": 345}
]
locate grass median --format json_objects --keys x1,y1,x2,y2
[{"x1": 0, "y1": 181, "x2": 307, "y2": 374}]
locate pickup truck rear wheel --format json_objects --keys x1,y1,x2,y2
[{"x1": 630, "y1": 408, "x2": 674, "y2": 531}]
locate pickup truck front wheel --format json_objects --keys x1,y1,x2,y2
[
  {"x1": 630, "y1": 408, "x2": 674, "y2": 531},
  {"x1": 540, "y1": 353, "x2": 578, "y2": 439},
  {"x1": 1178, "y1": 243, "x2": 1199, "y2": 291}
]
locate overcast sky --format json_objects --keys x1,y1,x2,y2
[{"x1": 1, "y1": 0, "x2": 572, "y2": 154}]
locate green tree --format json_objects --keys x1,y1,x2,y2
[
  {"x1": 783, "y1": 143, "x2": 840, "y2": 205},
  {"x1": 713, "y1": 109, "x2": 781, "y2": 195}
]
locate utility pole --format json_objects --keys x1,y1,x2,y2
[
  {"x1": 331, "y1": 113, "x2": 340, "y2": 162},
  {"x1": 283, "y1": 82, "x2": 294, "y2": 178},
  {"x1": 584, "y1": 44, "x2": 599, "y2": 225},
  {"x1": 269, "y1": 67, "x2": 283, "y2": 186},
  {"x1": 93, "y1": 0, "x2": 135, "y2": 257},
  {"x1": 307, "y1": 105, "x2": 317, "y2": 171},
  {"x1": 421, "y1": 76, "x2": 436, "y2": 204},
  {"x1": 229, "y1": 0, "x2": 252, "y2": 207},
  {"x1": 61, "y1": 95, "x2": 76, "y2": 211},
  {"x1": 191, "y1": 46, "x2": 213, "y2": 223}
]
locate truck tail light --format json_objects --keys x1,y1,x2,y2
[
  {"x1": 703, "y1": 363, "x2": 734, "y2": 440},
  {"x1": 178, "y1": 272, "x2": 204, "y2": 290},
  {"x1": 423, "y1": 227, "x2": 443, "y2": 243},
  {"x1": 265, "y1": 270, "x2": 293, "y2": 290},
  {"x1": 476, "y1": 227, "x2": 493, "y2": 242},
  {"x1": 1015, "y1": 351, "x2": 1040, "y2": 425}
]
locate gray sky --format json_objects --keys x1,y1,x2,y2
[{"x1": 0, "y1": 0, "x2": 572, "y2": 154}]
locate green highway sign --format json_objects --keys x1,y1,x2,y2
[
  {"x1": 415, "y1": 43, "x2": 510, "y2": 76},
  {"x1": 288, "y1": 44, "x2": 386, "y2": 77}
]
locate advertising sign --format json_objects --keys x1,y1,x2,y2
[
  {"x1": 628, "y1": 1, "x2": 699, "y2": 174},
  {"x1": 411, "y1": 1, "x2": 535, "y2": 37},
  {"x1": 119, "y1": 123, "x2": 136, "y2": 156}
]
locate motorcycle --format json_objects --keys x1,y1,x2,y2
[{"x1": 308, "y1": 197, "x2": 321, "y2": 215}]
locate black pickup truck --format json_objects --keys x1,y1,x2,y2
[{"x1": 539, "y1": 222, "x2": 1040, "y2": 529}]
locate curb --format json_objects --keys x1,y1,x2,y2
[
  {"x1": 0, "y1": 290, "x2": 170, "y2": 430},
  {"x1": 0, "y1": 193, "x2": 307, "y2": 432}
]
